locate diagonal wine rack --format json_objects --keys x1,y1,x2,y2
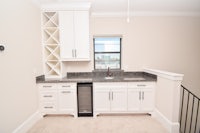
[{"x1": 42, "y1": 12, "x2": 61, "y2": 78}]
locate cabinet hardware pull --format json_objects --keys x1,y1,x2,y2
[
  {"x1": 62, "y1": 85, "x2": 71, "y2": 87},
  {"x1": 139, "y1": 91, "x2": 141, "y2": 100},
  {"x1": 109, "y1": 92, "x2": 110, "y2": 100},
  {"x1": 112, "y1": 92, "x2": 113, "y2": 100},
  {"x1": 44, "y1": 106, "x2": 53, "y2": 109},
  {"x1": 75, "y1": 49, "x2": 77, "y2": 57},
  {"x1": 72, "y1": 50, "x2": 74, "y2": 57},
  {"x1": 61, "y1": 91, "x2": 71, "y2": 93},
  {"x1": 137, "y1": 84, "x2": 146, "y2": 87},
  {"x1": 43, "y1": 95, "x2": 52, "y2": 98},
  {"x1": 142, "y1": 92, "x2": 144, "y2": 100},
  {"x1": 43, "y1": 86, "x2": 52, "y2": 88}
]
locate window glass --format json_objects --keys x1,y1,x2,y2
[
  {"x1": 94, "y1": 37, "x2": 120, "y2": 52},
  {"x1": 94, "y1": 37, "x2": 121, "y2": 69}
]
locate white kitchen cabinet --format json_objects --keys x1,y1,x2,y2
[
  {"x1": 59, "y1": 10, "x2": 90, "y2": 61},
  {"x1": 111, "y1": 88, "x2": 127, "y2": 111},
  {"x1": 127, "y1": 88, "x2": 141, "y2": 111},
  {"x1": 41, "y1": 12, "x2": 62, "y2": 78},
  {"x1": 93, "y1": 88, "x2": 110, "y2": 112},
  {"x1": 94, "y1": 82, "x2": 155, "y2": 116},
  {"x1": 127, "y1": 82, "x2": 155, "y2": 112},
  {"x1": 38, "y1": 83, "x2": 77, "y2": 117},
  {"x1": 140, "y1": 88, "x2": 154, "y2": 111},
  {"x1": 58, "y1": 83, "x2": 77, "y2": 117},
  {"x1": 93, "y1": 83, "x2": 127, "y2": 116},
  {"x1": 38, "y1": 83, "x2": 58, "y2": 114}
]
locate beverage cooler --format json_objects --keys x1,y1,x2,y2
[{"x1": 77, "y1": 83, "x2": 93, "y2": 117}]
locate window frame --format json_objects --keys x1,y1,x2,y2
[{"x1": 93, "y1": 37, "x2": 122, "y2": 70}]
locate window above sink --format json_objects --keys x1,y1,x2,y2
[{"x1": 94, "y1": 37, "x2": 122, "y2": 70}]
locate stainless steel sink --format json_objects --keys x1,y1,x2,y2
[
  {"x1": 123, "y1": 77, "x2": 145, "y2": 80},
  {"x1": 104, "y1": 77, "x2": 114, "y2": 80}
]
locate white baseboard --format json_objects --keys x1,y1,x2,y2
[
  {"x1": 12, "y1": 111, "x2": 42, "y2": 133},
  {"x1": 152, "y1": 109, "x2": 179, "y2": 133}
]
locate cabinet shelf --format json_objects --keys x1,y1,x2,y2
[
  {"x1": 42, "y1": 11, "x2": 61, "y2": 78},
  {"x1": 43, "y1": 12, "x2": 58, "y2": 27},
  {"x1": 43, "y1": 29, "x2": 60, "y2": 44}
]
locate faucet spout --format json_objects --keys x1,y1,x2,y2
[{"x1": 107, "y1": 67, "x2": 112, "y2": 77}]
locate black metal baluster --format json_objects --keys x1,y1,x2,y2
[
  {"x1": 184, "y1": 92, "x2": 190, "y2": 133},
  {"x1": 180, "y1": 85, "x2": 200, "y2": 133},
  {"x1": 180, "y1": 88, "x2": 185, "y2": 133},
  {"x1": 194, "y1": 100, "x2": 199, "y2": 133},
  {"x1": 189, "y1": 96, "x2": 195, "y2": 133}
]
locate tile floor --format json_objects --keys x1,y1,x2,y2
[{"x1": 27, "y1": 114, "x2": 169, "y2": 133}]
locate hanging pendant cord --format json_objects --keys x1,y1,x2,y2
[{"x1": 127, "y1": 0, "x2": 130, "y2": 23}]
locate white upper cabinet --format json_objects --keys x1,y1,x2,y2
[
  {"x1": 59, "y1": 10, "x2": 90, "y2": 61},
  {"x1": 59, "y1": 11, "x2": 74, "y2": 59},
  {"x1": 74, "y1": 11, "x2": 89, "y2": 59}
]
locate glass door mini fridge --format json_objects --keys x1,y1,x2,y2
[{"x1": 77, "y1": 83, "x2": 93, "y2": 117}]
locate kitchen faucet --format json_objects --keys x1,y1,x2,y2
[{"x1": 107, "y1": 67, "x2": 112, "y2": 77}]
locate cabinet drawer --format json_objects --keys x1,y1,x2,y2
[
  {"x1": 40, "y1": 91, "x2": 57, "y2": 101},
  {"x1": 128, "y1": 82, "x2": 155, "y2": 89},
  {"x1": 40, "y1": 102, "x2": 57, "y2": 112},
  {"x1": 58, "y1": 83, "x2": 76, "y2": 89},
  {"x1": 38, "y1": 84, "x2": 57, "y2": 90},
  {"x1": 94, "y1": 82, "x2": 127, "y2": 89}
]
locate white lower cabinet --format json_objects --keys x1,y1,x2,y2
[
  {"x1": 94, "y1": 82, "x2": 155, "y2": 116},
  {"x1": 94, "y1": 88, "x2": 110, "y2": 112},
  {"x1": 38, "y1": 81, "x2": 155, "y2": 117},
  {"x1": 58, "y1": 83, "x2": 77, "y2": 117},
  {"x1": 38, "y1": 83, "x2": 77, "y2": 117},
  {"x1": 93, "y1": 83, "x2": 127, "y2": 116},
  {"x1": 127, "y1": 82, "x2": 155, "y2": 112},
  {"x1": 127, "y1": 88, "x2": 141, "y2": 111},
  {"x1": 38, "y1": 84, "x2": 58, "y2": 114},
  {"x1": 111, "y1": 88, "x2": 127, "y2": 111}
]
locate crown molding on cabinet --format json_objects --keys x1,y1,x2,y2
[
  {"x1": 32, "y1": 0, "x2": 91, "y2": 11},
  {"x1": 41, "y1": 2, "x2": 91, "y2": 11}
]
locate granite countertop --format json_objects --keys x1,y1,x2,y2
[{"x1": 36, "y1": 70, "x2": 157, "y2": 83}]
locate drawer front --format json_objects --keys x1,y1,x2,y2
[
  {"x1": 40, "y1": 102, "x2": 57, "y2": 112},
  {"x1": 38, "y1": 84, "x2": 57, "y2": 90},
  {"x1": 94, "y1": 82, "x2": 127, "y2": 89},
  {"x1": 40, "y1": 91, "x2": 57, "y2": 101},
  {"x1": 128, "y1": 82, "x2": 155, "y2": 89},
  {"x1": 58, "y1": 83, "x2": 76, "y2": 89}
]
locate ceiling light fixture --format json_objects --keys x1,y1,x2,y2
[{"x1": 127, "y1": 0, "x2": 130, "y2": 23}]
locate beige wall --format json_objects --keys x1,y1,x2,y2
[
  {"x1": 0, "y1": 0, "x2": 42, "y2": 132},
  {"x1": 64, "y1": 16, "x2": 200, "y2": 97},
  {"x1": 0, "y1": 0, "x2": 200, "y2": 132}
]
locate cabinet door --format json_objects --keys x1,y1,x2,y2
[
  {"x1": 59, "y1": 11, "x2": 75, "y2": 59},
  {"x1": 111, "y1": 88, "x2": 127, "y2": 111},
  {"x1": 58, "y1": 89, "x2": 76, "y2": 113},
  {"x1": 127, "y1": 88, "x2": 141, "y2": 111},
  {"x1": 140, "y1": 88, "x2": 154, "y2": 112},
  {"x1": 94, "y1": 88, "x2": 110, "y2": 112},
  {"x1": 74, "y1": 11, "x2": 90, "y2": 60}
]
